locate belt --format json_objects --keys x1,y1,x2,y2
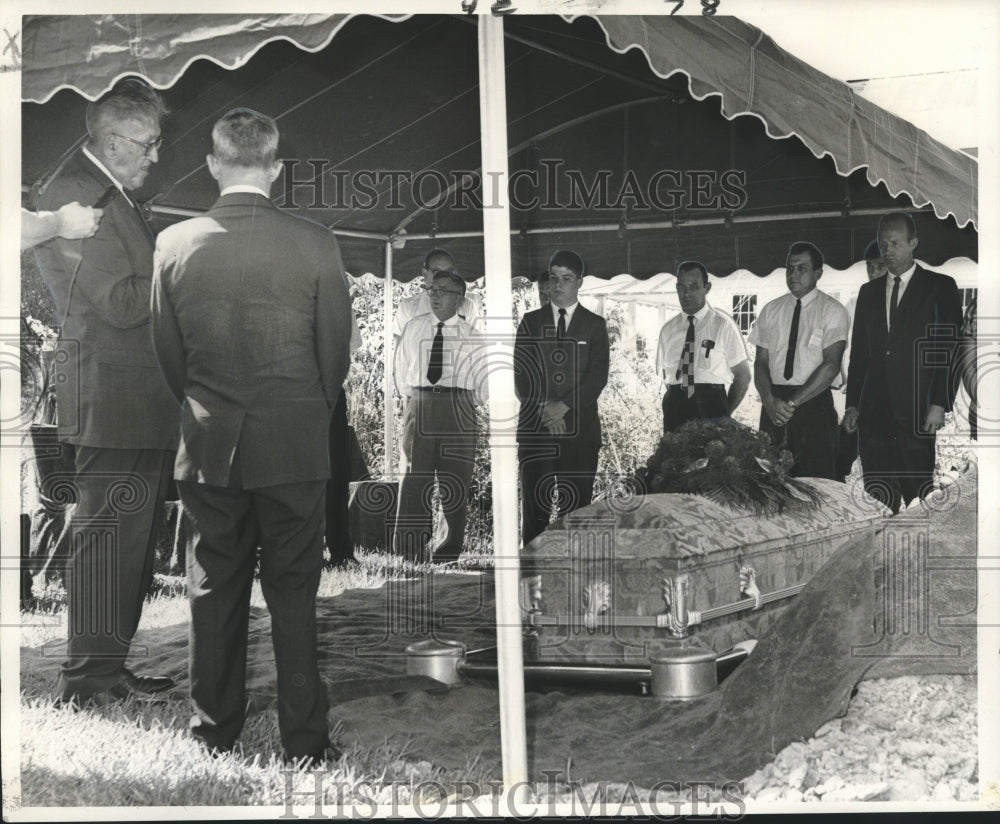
[
  {"x1": 415, "y1": 385, "x2": 471, "y2": 394},
  {"x1": 668, "y1": 383, "x2": 724, "y2": 390}
]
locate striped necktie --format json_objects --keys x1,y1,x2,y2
[{"x1": 675, "y1": 314, "x2": 696, "y2": 398}]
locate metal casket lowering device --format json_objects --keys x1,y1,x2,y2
[{"x1": 403, "y1": 638, "x2": 757, "y2": 700}]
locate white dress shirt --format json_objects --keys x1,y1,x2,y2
[
  {"x1": 748, "y1": 288, "x2": 849, "y2": 386},
  {"x1": 550, "y1": 301, "x2": 580, "y2": 328},
  {"x1": 884, "y1": 262, "x2": 916, "y2": 329},
  {"x1": 394, "y1": 312, "x2": 487, "y2": 400},
  {"x1": 656, "y1": 302, "x2": 749, "y2": 385}
]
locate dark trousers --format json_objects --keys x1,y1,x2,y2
[
  {"x1": 57, "y1": 446, "x2": 174, "y2": 698},
  {"x1": 324, "y1": 393, "x2": 353, "y2": 566},
  {"x1": 758, "y1": 386, "x2": 838, "y2": 481},
  {"x1": 835, "y1": 427, "x2": 859, "y2": 483},
  {"x1": 26, "y1": 427, "x2": 75, "y2": 585},
  {"x1": 180, "y1": 476, "x2": 329, "y2": 759},
  {"x1": 518, "y1": 435, "x2": 600, "y2": 546},
  {"x1": 394, "y1": 389, "x2": 477, "y2": 562},
  {"x1": 662, "y1": 384, "x2": 727, "y2": 433},
  {"x1": 858, "y1": 415, "x2": 936, "y2": 514}
]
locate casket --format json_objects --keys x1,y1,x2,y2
[{"x1": 520, "y1": 478, "x2": 889, "y2": 663}]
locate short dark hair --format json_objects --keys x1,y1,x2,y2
[
  {"x1": 423, "y1": 248, "x2": 455, "y2": 271},
  {"x1": 432, "y1": 269, "x2": 466, "y2": 296},
  {"x1": 878, "y1": 212, "x2": 917, "y2": 241},
  {"x1": 864, "y1": 240, "x2": 883, "y2": 262},
  {"x1": 212, "y1": 108, "x2": 279, "y2": 168},
  {"x1": 537, "y1": 270, "x2": 550, "y2": 283},
  {"x1": 87, "y1": 77, "x2": 164, "y2": 140},
  {"x1": 786, "y1": 241, "x2": 824, "y2": 270},
  {"x1": 676, "y1": 260, "x2": 708, "y2": 286},
  {"x1": 548, "y1": 249, "x2": 584, "y2": 278}
]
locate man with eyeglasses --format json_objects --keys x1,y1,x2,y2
[
  {"x1": 33, "y1": 77, "x2": 179, "y2": 707},
  {"x1": 393, "y1": 270, "x2": 486, "y2": 562},
  {"x1": 391, "y1": 249, "x2": 482, "y2": 344},
  {"x1": 393, "y1": 249, "x2": 482, "y2": 478}
]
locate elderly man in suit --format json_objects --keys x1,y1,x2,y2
[
  {"x1": 843, "y1": 212, "x2": 963, "y2": 513},
  {"x1": 515, "y1": 250, "x2": 610, "y2": 546},
  {"x1": 151, "y1": 108, "x2": 353, "y2": 763},
  {"x1": 33, "y1": 78, "x2": 179, "y2": 706}
]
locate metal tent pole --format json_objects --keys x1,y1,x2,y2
[
  {"x1": 478, "y1": 14, "x2": 529, "y2": 804},
  {"x1": 383, "y1": 241, "x2": 396, "y2": 478}
]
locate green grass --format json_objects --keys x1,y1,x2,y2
[{"x1": 14, "y1": 550, "x2": 500, "y2": 810}]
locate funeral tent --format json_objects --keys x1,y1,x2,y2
[{"x1": 19, "y1": 11, "x2": 980, "y2": 792}]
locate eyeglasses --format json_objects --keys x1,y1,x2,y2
[
  {"x1": 423, "y1": 286, "x2": 463, "y2": 297},
  {"x1": 112, "y1": 132, "x2": 163, "y2": 157}
]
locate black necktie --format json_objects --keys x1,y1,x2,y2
[
  {"x1": 889, "y1": 276, "x2": 901, "y2": 331},
  {"x1": 783, "y1": 298, "x2": 801, "y2": 381},
  {"x1": 426, "y1": 321, "x2": 444, "y2": 384},
  {"x1": 676, "y1": 314, "x2": 696, "y2": 397},
  {"x1": 557, "y1": 308, "x2": 567, "y2": 339}
]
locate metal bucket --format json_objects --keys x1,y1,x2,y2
[
  {"x1": 650, "y1": 648, "x2": 718, "y2": 701},
  {"x1": 405, "y1": 639, "x2": 467, "y2": 686}
]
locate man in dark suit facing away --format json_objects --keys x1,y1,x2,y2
[
  {"x1": 151, "y1": 109, "x2": 353, "y2": 763},
  {"x1": 843, "y1": 212, "x2": 963, "y2": 513},
  {"x1": 33, "y1": 78, "x2": 179, "y2": 706},
  {"x1": 515, "y1": 250, "x2": 610, "y2": 546}
]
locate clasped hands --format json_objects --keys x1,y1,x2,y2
[
  {"x1": 764, "y1": 396, "x2": 796, "y2": 427},
  {"x1": 540, "y1": 400, "x2": 570, "y2": 435}
]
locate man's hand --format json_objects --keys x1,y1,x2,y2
[
  {"x1": 544, "y1": 417, "x2": 567, "y2": 436},
  {"x1": 57, "y1": 202, "x2": 103, "y2": 239},
  {"x1": 540, "y1": 400, "x2": 569, "y2": 427},
  {"x1": 763, "y1": 396, "x2": 794, "y2": 426},
  {"x1": 843, "y1": 406, "x2": 859, "y2": 434},
  {"x1": 923, "y1": 404, "x2": 946, "y2": 433}
]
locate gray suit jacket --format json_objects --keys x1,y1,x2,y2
[
  {"x1": 151, "y1": 192, "x2": 353, "y2": 488},
  {"x1": 33, "y1": 150, "x2": 180, "y2": 450}
]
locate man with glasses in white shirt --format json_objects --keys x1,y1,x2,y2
[{"x1": 393, "y1": 270, "x2": 486, "y2": 562}]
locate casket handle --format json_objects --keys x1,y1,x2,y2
[{"x1": 739, "y1": 565, "x2": 763, "y2": 610}]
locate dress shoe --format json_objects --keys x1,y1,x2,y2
[
  {"x1": 123, "y1": 667, "x2": 175, "y2": 694},
  {"x1": 283, "y1": 739, "x2": 344, "y2": 769},
  {"x1": 58, "y1": 674, "x2": 171, "y2": 709}
]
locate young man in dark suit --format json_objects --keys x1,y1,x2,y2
[
  {"x1": 843, "y1": 212, "x2": 963, "y2": 513},
  {"x1": 151, "y1": 108, "x2": 353, "y2": 763},
  {"x1": 514, "y1": 250, "x2": 610, "y2": 546},
  {"x1": 33, "y1": 78, "x2": 179, "y2": 706}
]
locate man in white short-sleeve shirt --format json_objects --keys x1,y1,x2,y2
[
  {"x1": 392, "y1": 269, "x2": 486, "y2": 562},
  {"x1": 655, "y1": 260, "x2": 751, "y2": 432},
  {"x1": 748, "y1": 241, "x2": 849, "y2": 479}
]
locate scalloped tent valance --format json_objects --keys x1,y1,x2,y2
[{"x1": 21, "y1": 14, "x2": 977, "y2": 280}]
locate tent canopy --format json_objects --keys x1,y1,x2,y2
[{"x1": 21, "y1": 13, "x2": 978, "y2": 281}]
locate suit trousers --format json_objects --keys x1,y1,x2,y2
[
  {"x1": 393, "y1": 388, "x2": 477, "y2": 562},
  {"x1": 518, "y1": 435, "x2": 600, "y2": 546},
  {"x1": 58, "y1": 446, "x2": 174, "y2": 698},
  {"x1": 662, "y1": 384, "x2": 727, "y2": 433},
  {"x1": 325, "y1": 393, "x2": 353, "y2": 566},
  {"x1": 858, "y1": 416, "x2": 936, "y2": 514},
  {"x1": 835, "y1": 427, "x2": 860, "y2": 484},
  {"x1": 179, "y1": 477, "x2": 329, "y2": 759},
  {"x1": 758, "y1": 386, "x2": 838, "y2": 481}
]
